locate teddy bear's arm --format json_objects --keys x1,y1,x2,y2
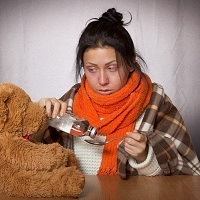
[{"x1": 0, "y1": 135, "x2": 78, "y2": 171}]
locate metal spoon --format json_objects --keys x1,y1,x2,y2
[
  {"x1": 84, "y1": 137, "x2": 125, "y2": 145},
  {"x1": 84, "y1": 130, "x2": 150, "y2": 145}
]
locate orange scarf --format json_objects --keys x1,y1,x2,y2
[{"x1": 73, "y1": 72, "x2": 152, "y2": 175}]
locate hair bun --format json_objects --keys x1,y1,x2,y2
[{"x1": 99, "y1": 8, "x2": 123, "y2": 25}]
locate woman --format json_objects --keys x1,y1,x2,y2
[{"x1": 39, "y1": 8, "x2": 200, "y2": 178}]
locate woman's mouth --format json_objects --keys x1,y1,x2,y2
[{"x1": 98, "y1": 89, "x2": 112, "y2": 95}]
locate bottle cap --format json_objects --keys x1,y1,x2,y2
[{"x1": 88, "y1": 126, "x2": 97, "y2": 139}]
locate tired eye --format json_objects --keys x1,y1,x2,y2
[
  {"x1": 107, "y1": 65, "x2": 118, "y2": 72},
  {"x1": 85, "y1": 66, "x2": 97, "y2": 73}
]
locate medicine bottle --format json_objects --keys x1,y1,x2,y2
[{"x1": 48, "y1": 112, "x2": 97, "y2": 139}]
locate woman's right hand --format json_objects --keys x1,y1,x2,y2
[{"x1": 38, "y1": 98, "x2": 67, "y2": 118}]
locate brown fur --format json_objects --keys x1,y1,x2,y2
[{"x1": 0, "y1": 83, "x2": 85, "y2": 197}]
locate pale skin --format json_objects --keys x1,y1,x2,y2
[{"x1": 38, "y1": 46, "x2": 148, "y2": 163}]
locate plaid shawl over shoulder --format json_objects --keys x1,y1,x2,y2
[
  {"x1": 43, "y1": 83, "x2": 200, "y2": 178},
  {"x1": 118, "y1": 83, "x2": 200, "y2": 178}
]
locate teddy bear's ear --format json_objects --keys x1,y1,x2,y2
[{"x1": 0, "y1": 89, "x2": 9, "y2": 131}]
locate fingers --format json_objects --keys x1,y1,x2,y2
[
  {"x1": 126, "y1": 131, "x2": 146, "y2": 143},
  {"x1": 38, "y1": 98, "x2": 67, "y2": 118},
  {"x1": 58, "y1": 100, "x2": 68, "y2": 117},
  {"x1": 50, "y1": 98, "x2": 67, "y2": 118},
  {"x1": 44, "y1": 98, "x2": 54, "y2": 117},
  {"x1": 124, "y1": 131, "x2": 148, "y2": 163}
]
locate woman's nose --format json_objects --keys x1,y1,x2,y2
[{"x1": 98, "y1": 71, "x2": 109, "y2": 86}]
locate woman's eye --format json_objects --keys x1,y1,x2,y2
[
  {"x1": 108, "y1": 65, "x2": 118, "y2": 72},
  {"x1": 87, "y1": 67, "x2": 97, "y2": 73}
]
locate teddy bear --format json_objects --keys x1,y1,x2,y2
[{"x1": 0, "y1": 82, "x2": 85, "y2": 198}]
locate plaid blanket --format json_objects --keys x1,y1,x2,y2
[
  {"x1": 117, "y1": 83, "x2": 200, "y2": 178},
  {"x1": 43, "y1": 83, "x2": 200, "y2": 177}
]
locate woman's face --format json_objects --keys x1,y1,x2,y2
[{"x1": 83, "y1": 46, "x2": 132, "y2": 95}]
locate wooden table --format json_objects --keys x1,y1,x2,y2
[{"x1": 0, "y1": 175, "x2": 199, "y2": 200}]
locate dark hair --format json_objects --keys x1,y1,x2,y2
[{"x1": 75, "y1": 8, "x2": 146, "y2": 81}]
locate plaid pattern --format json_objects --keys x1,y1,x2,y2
[
  {"x1": 117, "y1": 83, "x2": 200, "y2": 178},
  {"x1": 43, "y1": 83, "x2": 200, "y2": 178}
]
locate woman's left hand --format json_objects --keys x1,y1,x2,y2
[{"x1": 124, "y1": 130, "x2": 148, "y2": 163}]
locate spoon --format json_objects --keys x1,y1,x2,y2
[
  {"x1": 84, "y1": 130, "x2": 150, "y2": 145},
  {"x1": 84, "y1": 137, "x2": 125, "y2": 145}
]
